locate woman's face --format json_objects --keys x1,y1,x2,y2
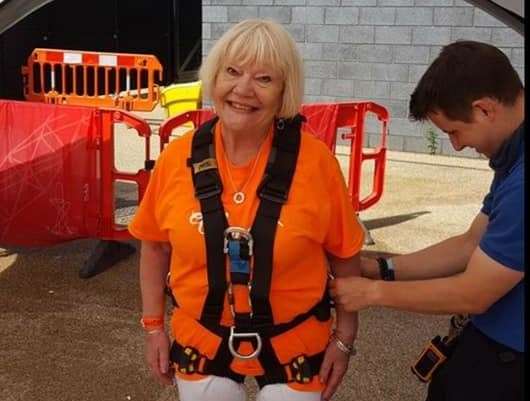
[{"x1": 212, "y1": 61, "x2": 284, "y2": 137}]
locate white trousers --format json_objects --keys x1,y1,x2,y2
[{"x1": 175, "y1": 376, "x2": 322, "y2": 401}]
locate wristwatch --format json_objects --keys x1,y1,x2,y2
[{"x1": 376, "y1": 257, "x2": 395, "y2": 281}]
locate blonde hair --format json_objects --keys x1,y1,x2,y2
[{"x1": 199, "y1": 19, "x2": 303, "y2": 118}]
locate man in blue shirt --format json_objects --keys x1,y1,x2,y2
[{"x1": 329, "y1": 41, "x2": 524, "y2": 401}]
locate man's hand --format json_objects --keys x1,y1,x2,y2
[
  {"x1": 319, "y1": 339, "x2": 351, "y2": 400},
  {"x1": 328, "y1": 277, "x2": 377, "y2": 312},
  {"x1": 145, "y1": 331, "x2": 174, "y2": 386}
]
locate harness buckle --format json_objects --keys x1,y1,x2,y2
[
  {"x1": 224, "y1": 227, "x2": 253, "y2": 256},
  {"x1": 195, "y1": 181, "x2": 222, "y2": 200},
  {"x1": 228, "y1": 326, "x2": 262, "y2": 360},
  {"x1": 290, "y1": 355, "x2": 312, "y2": 384},
  {"x1": 224, "y1": 227, "x2": 253, "y2": 276},
  {"x1": 258, "y1": 180, "x2": 288, "y2": 204},
  {"x1": 176, "y1": 346, "x2": 201, "y2": 374}
]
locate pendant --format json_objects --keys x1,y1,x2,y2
[{"x1": 233, "y1": 192, "x2": 245, "y2": 204}]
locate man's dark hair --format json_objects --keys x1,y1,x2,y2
[{"x1": 409, "y1": 40, "x2": 523, "y2": 122}]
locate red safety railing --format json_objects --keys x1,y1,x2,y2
[
  {"x1": 158, "y1": 102, "x2": 389, "y2": 212},
  {"x1": 158, "y1": 109, "x2": 215, "y2": 151},
  {"x1": 334, "y1": 102, "x2": 388, "y2": 211},
  {"x1": 22, "y1": 48, "x2": 163, "y2": 111},
  {"x1": 97, "y1": 110, "x2": 153, "y2": 241}
]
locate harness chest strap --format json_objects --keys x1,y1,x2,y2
[{"x1": 170, "y1": 115, "x2": 330, "y2": 386}]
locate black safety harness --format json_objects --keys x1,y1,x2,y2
[{"x1": 168, "y1": 115, "x2": 331, "y2": 387}]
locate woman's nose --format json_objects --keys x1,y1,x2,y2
[{"x1": 232, "y1": 75, "x2": 253, "y2": 96}]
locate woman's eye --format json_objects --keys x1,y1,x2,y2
[
  {"x1": 257, "y1": 76, "x2": 272, "y2": 84},
  {"x1": 226, "y1": 67, "x2": 239, "y2": 76}
]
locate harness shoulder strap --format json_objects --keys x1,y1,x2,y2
[
  {"x1": 250, "y1": 115, "x2": 304, "y2": 327},
  {"x1": 188, "y1": 117, "x2": 228, "y2": 326}
]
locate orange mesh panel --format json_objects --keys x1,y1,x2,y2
[{"x1": 22, "y1": 48, "x2": 163, "y2": 112}]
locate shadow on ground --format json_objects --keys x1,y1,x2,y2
[{"x1": 363, "y1": 211, "x2": 430, "y2": 231}]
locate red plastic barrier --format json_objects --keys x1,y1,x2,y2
[
  {"x1": 0, "y1": 100, "x2": 97, "y2": 245},
  {"x1": 97, "y1": 109, "x2": 152, "y2": 241},
  {"x1": 0, "y1": 100, "x2": 386, "y2": 247},
  {"x1": 0, "y1": 100, "x2": 151, "y2": 246},
  {"x1": 158, "y1": 109, "x2": 215, "y2": 151},
  {"x1": 300, "y1": 102, "x2": 339, "y2": 152},
  {"x1": 158, "y1": 102, "x2": 388, "y2": 212},
  {"x1": 301, "y1": 102, "x2": 388, "y2": 211}
]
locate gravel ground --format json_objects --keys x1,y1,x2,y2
[{"x1": 0, "y1": 127, "x2": 492, "y2": 401}]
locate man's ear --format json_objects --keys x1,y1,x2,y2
[{"x1": 471, "y1": 97, "x2": 498, "y2": 122}]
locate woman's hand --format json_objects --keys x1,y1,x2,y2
[
  {"x1": 145, "y1": 331, "x2": 174, "y2": 386},
  {"x1": 319, "y1": 340, "x2": 351, "y2": 401}
]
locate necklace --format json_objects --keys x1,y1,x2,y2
[{"x1": 223, "y1": 142, "x2": 265, "y2": 205}]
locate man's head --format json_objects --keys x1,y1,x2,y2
[{"x1": 409, "y1": 40, "x2": 524, "y2": 156}]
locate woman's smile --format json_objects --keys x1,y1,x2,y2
[{"x1": 226, "y1": 100, "x2": 259, "y2": 112}]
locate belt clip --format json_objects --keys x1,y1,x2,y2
[
  {"x1": 290, "y1": 355, "x2": 312, "y2": 384},
  {"x1": 224, "y1": 227, "x2": 253, "y2": 274},
  {"x1": 176, "y1": 346, "x2": 200, "y2": 374},
  {"x1": 228, "y1": 326, "x2": 262, "y2": 360},
  {"x1": 224, "y1": 227, "x2": 253, "y2": 255}
]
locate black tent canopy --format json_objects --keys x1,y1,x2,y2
[
  {"x1": 0, "y1": 0, "x2": 523, "y2": 36},
  {"x1": 0, "y1": 0, "x2": 523, "y2": 100},
  {"x1": 0, "y1": 0, "x2": 202, "y2": 99},
  {"x1": 0, "y1": 0, "x2": 54, "y2": 35}
]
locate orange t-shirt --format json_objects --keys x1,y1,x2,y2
[{"x1": 129, "y1": 122, "x2": 364, "y2": 390}]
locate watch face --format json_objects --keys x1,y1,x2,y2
[
  {"x1": 377, "y1": 258, "x2": 395, "y2": 281},
  {"x1": 377, "y1": 258, "x2": 388, "y2": 279}
]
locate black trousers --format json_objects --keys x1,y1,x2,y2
[{"x1": 426, "y1": 323, "x2": 524, "y2": 401}]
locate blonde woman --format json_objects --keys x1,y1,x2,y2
[{"x1": 129, "y1": 19, "x2": 363, "y2": 401}]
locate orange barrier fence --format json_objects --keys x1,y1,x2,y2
[
  {"x1": 158, "y1": 102, "x2": 389, "y2": 213},
  {"x1": 22, "y1": 48, "x2": 163, "y2": 111}
]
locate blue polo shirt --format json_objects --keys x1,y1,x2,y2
[{"x1": 472, "y1": 124, "x2": 524, "y2": 352}]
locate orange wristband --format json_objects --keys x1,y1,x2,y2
[{"x1": 140, "y1": 316, "x2": 164, "y2": 330}]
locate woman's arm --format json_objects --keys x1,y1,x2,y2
[
  {"x1": 139, "y1": 240, "x2": 173, "y2": 386},
  {"x1": 328, "y1": 253, "x2": 360, "y2": 342},
  {"x1": 319, "y1": 253, "x2": 360, "y2": 401},
  {"x1": 140, "y1": 240, "x2": 171, "y2": 316}
]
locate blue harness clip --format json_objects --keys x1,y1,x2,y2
[{"x1": 228, "y1": 240, "x2": 250, "y2": 274}]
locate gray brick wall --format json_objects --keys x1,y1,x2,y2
[{"x1": 203, "y1": 0, "x2": 524, "y2": 157}]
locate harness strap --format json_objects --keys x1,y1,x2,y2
[
  {"x1": 169, "y1": 294, "x2": 330, "y2": 384},
  {"x1": 256, "y1": 352, "x2": 324, "y2": 388},
  {"x1": 250, "y1": 115, "x2": 304, "y2": 327},
  {"x1": 170, "y1": 342, "x2": 324, "y2": 388},
  {"x1": 170, "y1": 340, "x2": 245, "y2": 383},
  {"x1": 187, "y1": 116, "x2": 229, "y2": 327}
]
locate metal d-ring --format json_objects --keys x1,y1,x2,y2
[{"x1": 228, "y1": 326, "x2": 262, "y2": 360}]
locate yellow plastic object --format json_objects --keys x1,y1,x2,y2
[{"x1": 160, "y1": 81, "x2": 202, "y2": 118}]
